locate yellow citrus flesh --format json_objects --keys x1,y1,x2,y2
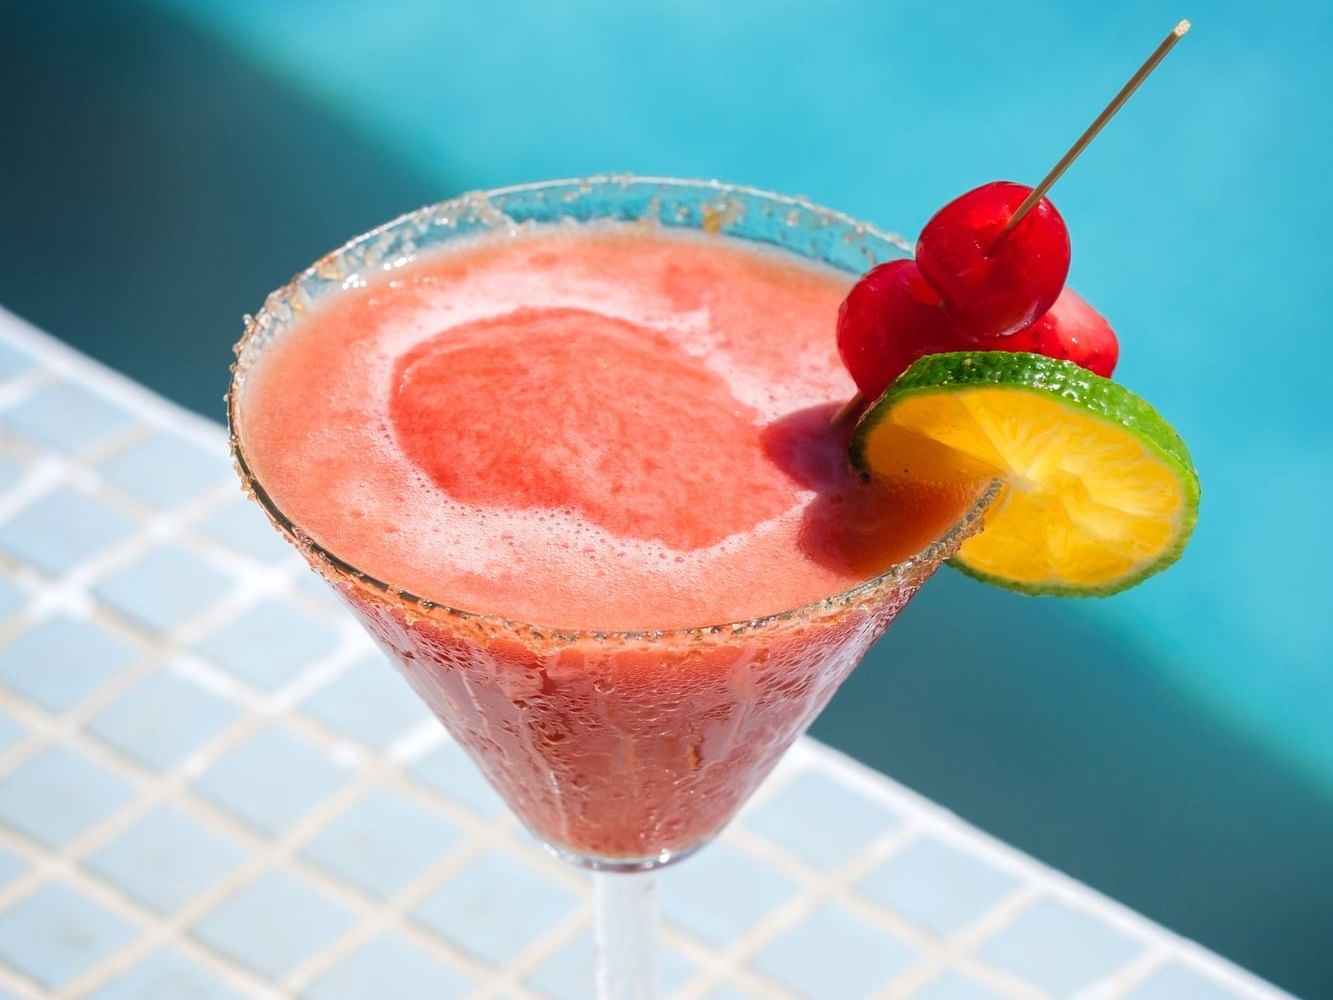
[{"x1": 855, "y1": 366, "x2": 1197, "y2": 594}]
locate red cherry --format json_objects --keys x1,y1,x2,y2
[
  {"x1": 984, "y1": 286, "x2": 1119, "y2": 377},
  {"x1": 916, "y1": 180, "x2": 1071, "y2": 339},
  {"x1": 836, "y1": 259, "x2": 966, "y2": 400}
]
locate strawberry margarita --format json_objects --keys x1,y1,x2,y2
[{"x1": 233, "y1": 207, "x2": 986, "y2": 864}]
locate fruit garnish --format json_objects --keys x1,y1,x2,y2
[
  {"x1": 978, "y1": 286, "x2": 1119, "y2": 378},
  {"x1": 850, "y1": 351, "x2": 1199, "y2": 595},
  {"x1": 829, "y1": 21, "x2": 1188, "y2": 429},
  {"x1": 835, "y1": 260, "x2": 965, "y2": 401},
  {"x1": 916, "y1": 180, "x2": 1071, "y2": 339}
]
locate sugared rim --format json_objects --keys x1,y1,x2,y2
[{"x1": 227, "y1": 175, "x2": 998, "y2": 646}]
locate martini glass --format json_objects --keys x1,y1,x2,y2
[{"x1": 228, "y1": 177, "x2": 995, "y2": 999}]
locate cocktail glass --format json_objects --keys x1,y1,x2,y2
[{"x1": 228, "y1": 177, "x2": 995, "y2": 999}]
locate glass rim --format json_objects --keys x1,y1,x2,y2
[{"x1": 227, "y1": 174, "x2": 999, "y2": 645}]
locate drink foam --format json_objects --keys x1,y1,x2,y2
[{"x1": 238, "y1": 223, "x2": 971, "y2": 629}]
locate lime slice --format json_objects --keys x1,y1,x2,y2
[{"x1": 850, "y1": 351, "x2": 1200, "y2": 596}]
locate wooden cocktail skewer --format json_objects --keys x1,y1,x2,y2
[
  {"x1": 830, "y1": 19, "x2": 1191, "y2": 429},
  {"x1": 828, "y1": 384, "x2": 872, "y2": 430},
  {"x1": 1000, "y1": 20, "x2": 1190, "y2": 237}
]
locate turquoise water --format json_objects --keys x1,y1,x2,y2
[{"x1": 1, "y1": 2, "x2": 1329, "y2": 994}]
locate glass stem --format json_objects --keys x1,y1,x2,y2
[{"x1": 593, "y1": 870, "x2": 657, "y2": 1000}]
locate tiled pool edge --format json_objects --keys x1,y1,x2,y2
[{"x1": 0, "y1": 305, "x2": 1300, "y2": 1000}]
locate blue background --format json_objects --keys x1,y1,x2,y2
[{"x1": 0, "y1": 1, "x2": 1328, "y2": 995}]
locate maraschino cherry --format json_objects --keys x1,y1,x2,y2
[
  {"x1": 916, "y1": 181, "x2": 1070, "y2": 339},
  {"x1": 981, "y1": 287, "x2": 1119, "y2": 377},
  {"x1": 831, "y1": 19, "x2": 1189, "y2": 426},
  {"x1": 836, "y1": 260, "x2": 963, "y2": 402}
]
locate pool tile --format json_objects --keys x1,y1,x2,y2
[
  {"x1": 301, "y1": 788, "x2": 459, "y2": 899},
  {"x1": 195, "y1": 599, "x2": 338, "y2": 690},
  {"x1": 192, "y1": 726, "x2": 349, "y2": 836},
  {"x1": 0, "y1": 488, "x2": 136, "y2": 576},
  {"x1": 0, "y1": 615, "x2": 138, "y2": 712},
  {"x1": 857, "y1": 836, "x2": 1019, "y2": 937},
  {"x1": 0, "y1": 843, "x2": 27, "y2": 888},
  {"x1": 295, "y1": 569, "x2": 347, "y2": 611},
  {"x1": 93, "y1": 545, "x2": 233, "y2": 633},
  {"x1": 660, "y1": 840, "x2": 797, "y2": 948},
  {"x1": 191, "y1": 870, "x2": 356, "y2": 980},
  {"x1": 412, "y1": 852, "x2": 579, "y2": 966},
  {"x1": 0, "y1": 452, "x2": 25, "y2": 495},
  {"x1": 407, "y1": 740, "x2": 506, "y2": 818},
  {"x1": 0, "y1": 339, "x2": 35, "y2": 378},
  {"x1": 0, "y1": 575, "x2": 24, "y2": 620},
  {"x1": 99, "y1": 432, "x2": 229, "y2": 509},
  {"x1": 0, "y1": 882, "x2": 137, "y2": 989},
  {"x1": 751, "y1": 901, "x2": 915, "y2": 999},
  {"x1": 196, "y1": 498, "x2": 296, "y2": 564},
  {"x1": 83, "y1": 806, "x2": 247, "y2": 915},
  {"x1": 701, "y1": 986, "x2": 762, "y2": 1000},
  {"x1": 911, "y1": 970, "x2": 1009, "y2": 1000},
  {"x1": 0, "y1": 711, "x2": 23, "y2": 754},
  {"x1": 744, "y1": 771, "x2": 900, "y2": 869},
  {"x1": 977, "y1": 898, "x2": 1143, "y2": 997},
  {"x1": 0, "y1": 746, "x2": 134, "y2": 847},
  {"x1": 88, "y1": 670, "x2": 240, "y2": 770},
  {"x1": 86, "y1": 947, "x2": 243, "y2": 1000},
  {"x1": 302, "y1": 655, "x2": 432, "y2": 748},
  {"x1": 524, "y1": 932, "x2": 694, "y2": 1000},
  {"x1": 301, "y1": 933, "x2": 475, "y2": 1000},
  {"x1": 2, "y1": 381, "x2": 135, "y2": 454},
  {"x1": 1124, "y1": 963, "x2": 1249, "y2": 1000}
]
